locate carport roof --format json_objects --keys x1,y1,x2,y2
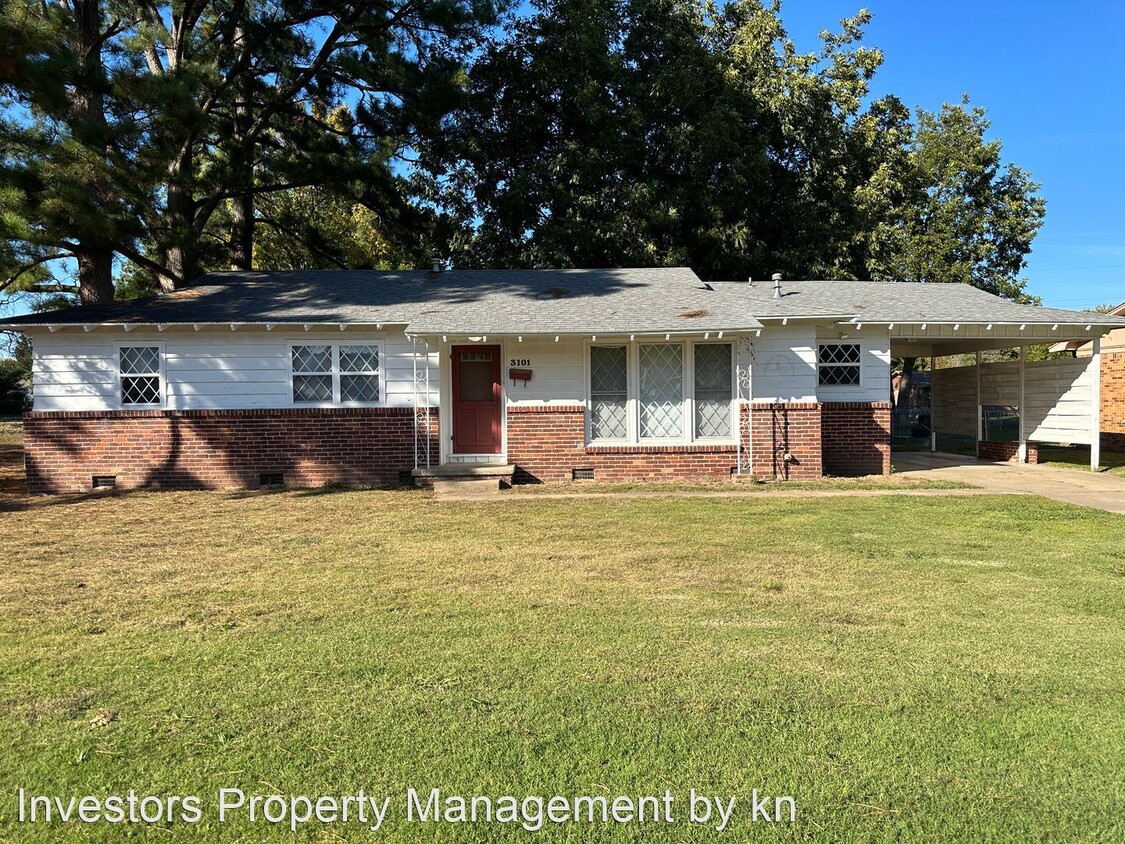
[{"x1": 712, "y1": 279, "x2": 1125, "y2": 327}]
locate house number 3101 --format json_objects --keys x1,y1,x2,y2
[{"x1": 510, "y1": 358, "x2": 530, "y2": 366}]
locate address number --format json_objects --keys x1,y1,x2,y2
[{"x1": 509, "y1": 358, "x2": 531, "y2": 366}]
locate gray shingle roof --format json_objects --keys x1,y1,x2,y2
[
  {"x1": 3, "y1": 269, "x2": 1122, "y2": 333},
  {"x1": 712, "y1": 279, "x2": 1125, "y2": 325},
  {"x1": 0, "y1": 268, "x2": 762, "y2": 334}
]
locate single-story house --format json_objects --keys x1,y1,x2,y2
[
  {"x1": 1050, "y1": 300, "x2": 1125, "y2": 452},
  {"x1": 3, "y1": 267, "x2": 1123, "y2": 493}
]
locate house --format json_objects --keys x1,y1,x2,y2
[
  {"x1": 1049, "y1": 301, "x2": 1125, "y2": 452},
  {"x1": 3, "y1": 267, "x2": 1123, "y2": 493}
]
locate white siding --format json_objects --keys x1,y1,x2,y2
[
  {"x1": 28, "y1": 327, "x2": 438, "y2": 411},
  {"x1": 503, "y1": 338, "x2": 586, "y2": 406},
  {"x1": 813, "y1": 325, "x2": 891, "y2": 403},
  {"x1": 932, "y1": 357, "x2": 1096, "y2": 444},
  {"x1": 747, "y1": 323, "x2": 890, "y2": 403},
  {"x1": 751, "y1": 324, "x2": 817, "y2": 402}
]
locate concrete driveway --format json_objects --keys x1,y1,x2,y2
[{"x1": 893, "y1": 451, "x2": 1125, "y2": 515}]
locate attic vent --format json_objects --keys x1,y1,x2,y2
[
  {"x1": 679, "y1": 309, "x2": 709, "y2": 318},
  {"x1": 259, "y1": 472, "x2": 285, "y2": 488},
  {"x1": 537, "y1": 286, "x2": 570, "y2": 300},
  {"x1": 572, "y1": 467, "x2": 595, "y2": 481},
  {"x1": 92, "y1": 475, "x2": 117, "y2": 489}
]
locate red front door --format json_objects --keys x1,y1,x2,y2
[{"x1": 452, "y1": 345, "x2": 502, "y2": 454}]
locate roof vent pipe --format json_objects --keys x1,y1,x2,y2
[
  {"x1": 772, "y1": 272, "x2": 782, "y2": 298},
  {"x1": 430, "y1": 256, "x2": 443, "y2": 273},
  {"x1": 748, "y1": 277, "x2": 754, "y2": 287}
]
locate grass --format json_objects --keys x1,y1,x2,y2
[
  {"x1": 1037, "y1": 444, "x2": 1125, "y2": 477},
  {"x1": 1, "y1": 452, "x2": 1123, "y2": 842}
]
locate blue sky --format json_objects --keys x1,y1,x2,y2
[{"x1": 779, "y1": 0, "x2": 1125, "y2": 309}]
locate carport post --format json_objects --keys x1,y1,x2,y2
[
  {"x1": 1018, "y1": 345, "x2": 1027, "y2": 463},
  {"x1": 975, "y1": 350, "x2": 982, "y2": 457},
  {"x1": 1091, "y1": 336, "x2": 1101, "y2": 471},
  {"x1": 929, "y1": 354, "x2": 936, "y2": 452}
]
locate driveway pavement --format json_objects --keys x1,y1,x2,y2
[{"x1": 892, "y1": 451, "x2": 1125, "y2": 515}]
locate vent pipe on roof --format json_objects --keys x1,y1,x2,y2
[
  {"x1": 772, "y1": 272, "x2": 782, "y2": 298},
  {"x1": 430, "y1": 256, "x2": 443, "y2": 274},
  {"x1": 748, "y1": 277, "x2": 754, "y2": 287}
]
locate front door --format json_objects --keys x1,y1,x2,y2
[{"x1": 452, "y1": 345, "x2": 502, "y2": 454}]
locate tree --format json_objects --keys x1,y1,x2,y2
[
  {"x1": 866, "y1": 100, "x2": 1046, "y2": 406},
  {"x1": 1, "y1": 0, "x2": 498, "y2": 303},
  {"x1": 420, "y1": 0, "x2": 887, "y2": 280}
]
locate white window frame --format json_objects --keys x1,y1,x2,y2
[
  {"x1": 116, "y1": 342, "x2": 165, "y2": 409},
  {"x1": 288, "y1": 341, "x2": 384, "y2": 407},
  {"x1": 817, "y1": 342, "x2": 862, "y2": 388},
  {"x1": 585, "y1": 340, "x2": 736, "y2": 445}
]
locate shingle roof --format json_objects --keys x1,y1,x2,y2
[
  {"x1": 0, "y1": 268, "x2": 762, "y2": 334},
  {"x1": 3, "y1": 269, "x2": 1122, "y2": 333},
  {"x1": 712, "y1": 279, "x2": 1125, "y2": 325}
]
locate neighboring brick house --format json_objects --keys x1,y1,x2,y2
[
  {"x1": 3, "y1": 268, "x2": 1123, "y2": 492},
  {"x1": 1050, "y1": 302, "x2": 1125, "y2": 453}
]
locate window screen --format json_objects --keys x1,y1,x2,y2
[
  {"x1": 340, "y1": 345, "x2": 380, "y2": 403},
  {"x1": 639, "y1": 344, "x2": 683, "y2": 438},
  {"x1": 818, "y1": 343, "x2": 861, "y2": 386},
  {"x1": 119, "y1": 346, "x2": 162, "y2": 406},
  {"x1": 694, "y1": 344, "x2": 732, "y2": 438},
  {"x1": 589, "y1": 346, "x2": 628, "y2": 439},
  {"x1": 291, "y1": 345, "x2": 333, "y2": 403}
]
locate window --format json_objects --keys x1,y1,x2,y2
[
  {"x1": 588, "y1": 342, "x2": 734, "y2": 443},
  {"x1": 818, "y1": 343, "x2": 861, "y2": 386},
  {"x1": 339, "y1": 345, "x2": 380, "y2": 403},
  {"x1": 291, "y1": 343, "x2": 380, "y2": 405},
  {"x1": 590, "y1": 345, "x2": 628, "y2": 439},
  {"x1": 119, "y1": 345, "x2": 163, "y2": 406},
  {"x1": 694, "y1": 344, "x2": 732, "y2": 438},
  {"x1": 639, "y1": 343, "x2": 683, "y2": 439}
]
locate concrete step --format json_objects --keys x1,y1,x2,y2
[
  {"x1": 412, "y1": 464, "x2": 515, "y2": 490},
  {"x1": 431, "y1": 477, "x2": 502, "y2": 496}
]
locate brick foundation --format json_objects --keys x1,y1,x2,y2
[
  {"x1": 978, "y1": 440, "x2": 1039, "y2": 464},
  {"x1": 821, "y1": 402, "x2": 892, "y2": 476},
  {"x1": 1102, "y1": 352, "x2": 1125, "y2": 453},
  {"x1": 506, "y1": 405, "x2": 740, "y2": 483},
  {"x1": 747, "y1": 403, "x2": 822, "y2": 479},
  {"x1": 23, "y1": 408, "x2": 439, "y2": 494}
]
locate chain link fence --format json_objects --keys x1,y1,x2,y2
[{"x1": 0, "y1": 419, "x2": 23, "y2": 447}]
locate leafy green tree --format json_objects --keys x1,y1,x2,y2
[
  {"x1": 870, "y1": 100, "x2": 1047, "y2": 405},
  {"x1": 1, "y1": 0, "x2": 498, "y2": 304},
  {"x1": 420, "y1": 0, "x2": 887, "y2": 280}
]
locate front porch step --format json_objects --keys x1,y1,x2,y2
[{"x1": 412, "y1": 463, "x2": 515, "y2": 490}]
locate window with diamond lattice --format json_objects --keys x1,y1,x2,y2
[
  {"x1": 292, "y1": 345, "x2": 333, "y2": 403},
  {"x1": 639, "y1": 343, "x2": 683, "y2": 438},
  {"x1": 119, "y1": 346, "x2": 162, "y2": 406},
  {"x1": 340, "y1": 345, "x2": 379, "y2": 403},
  {"x1": 694, "y1": 344, "x2": 732, "y2": 438},
  {"x1": 818, "y1": 343, "x2": 861, "y2": 386},
  {"x1": 590, "y1": 345, "x2": 628, "y2": 439}
]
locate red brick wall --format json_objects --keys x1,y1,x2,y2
[
  {"x1": 747, "y1": 403, "x2": 822, "y2": 480},
  {"x1": 821, "y1": 402, "x2": 892, "y2": 476},
  {"x1": 23, "y1": 408, "x2": 439, "y2": 494},
  {"x1": 978, "y1": 440, "x2": 1039, "y2": 464},
  {"x1": 1102, "y1": 352, "x2": 1125, "y2": 453},
  {"x1": 506, "y1": 405, "x2": 739, "y2": 483}
]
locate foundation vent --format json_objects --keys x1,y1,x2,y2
[
  {"x1": 259, "y1": 472, "x2": 285, "y2": 488},
  {"x1": 92, "y1": 475, "x2": 117, "y2": 489},
  {"x1": 572, "y1": 468, "x2": 595, "y2": 481}
]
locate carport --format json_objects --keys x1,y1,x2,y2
[{"x1": 890, "y1": 321, "x2": 1104, "y2": 470}]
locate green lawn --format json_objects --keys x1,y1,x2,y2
[
  {"x1": 1, "y1": 465, "x2": 1123, "y2": 841},
  {"x1": 1037, "y1": 444, "x2": 1125, "y2": 476}
]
